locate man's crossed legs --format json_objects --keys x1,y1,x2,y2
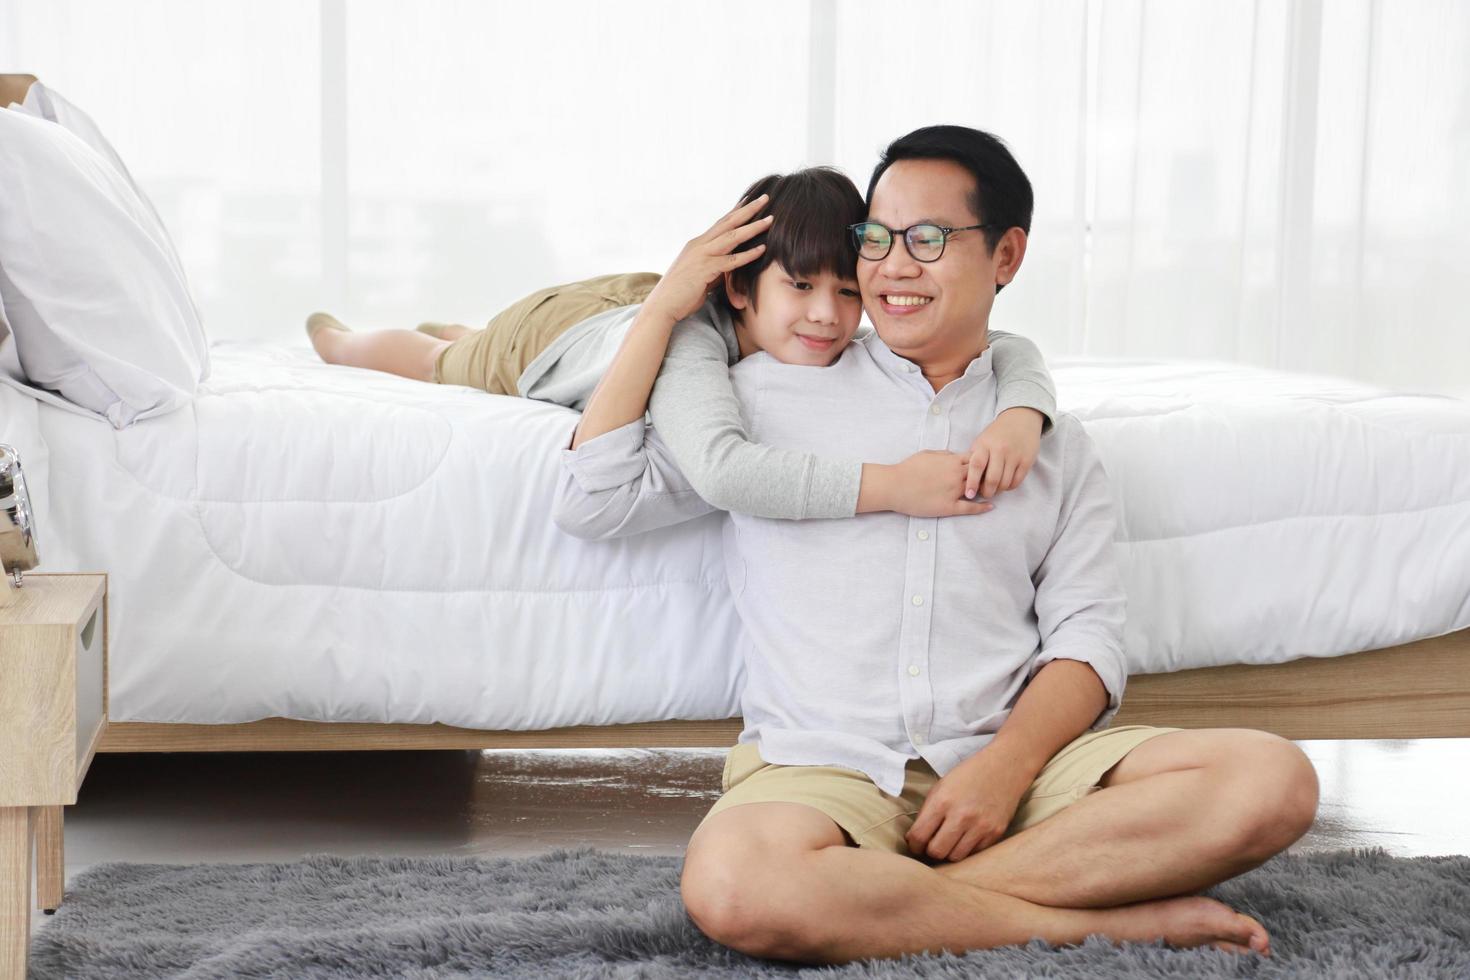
[{"x1": 681, "y1": 727, "x2": 1319, "y2": 964}]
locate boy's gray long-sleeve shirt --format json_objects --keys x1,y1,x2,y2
[
  {"x1": 552, "y1": 332, "x2": 1127, "y2": 797},
  {"x1": 519, "y1": 298, "x2": 1057, "y2": 520}
]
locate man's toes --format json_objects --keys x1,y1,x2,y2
[{"x1": 1236, "y1": 913, "x2": 1271, "y2": 955}]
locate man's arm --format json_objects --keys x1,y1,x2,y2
[
  {"x1": 980, "y1": 658, "x2": 1108, "y2": 778},
  {"x1": 1022, "y1": 417, "x2": 1129, "y2": 728},
  {"x1": 904, "y1": 658, "x2": 1108, "y2": 862},
  {"x1": 906, "y1": 417, "x2": 1128, "y2": 862}
]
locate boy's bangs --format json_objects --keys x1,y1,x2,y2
[
  {"x1": 723, "y1": 167, "x2": 867, "y2": 315},
  {"x1": 766, "y1": 193, "x2": 861, "y2": 281}
]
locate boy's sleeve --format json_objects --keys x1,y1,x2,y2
[
  {"x1": 647, "y1": 319, "x2": 861, "y2": 519},
  {"x1": 1027, "y1": 418, "x2": 1129, "y2": 729},
  {"x1": 989, "y1": 330, "x2": 1057, "y2": 434},
  {"x1": 553, "y1": 418, "x2": 719, "y2": 540}
]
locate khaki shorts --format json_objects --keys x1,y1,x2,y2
[
  {"x1": 699, "y1": 725, "x2": 1180, "y2": 858},
  {"x1": 431, "y1": 272, "x2": 661, "y2": 394}
]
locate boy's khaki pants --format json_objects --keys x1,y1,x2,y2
[{"x1": 431, "y1": 272, "x2": 660, "y2": 394}]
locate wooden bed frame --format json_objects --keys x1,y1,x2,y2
[{"x1": 96, "y1": 627, "x2": 1470, "y2": 754}]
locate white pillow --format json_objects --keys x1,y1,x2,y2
[
  {"x1": 0, "y1": 103, "x2": 209, "y2": 429},
  {"x1": 10, "y1": 81, "x2": 193, "y2": 300}
]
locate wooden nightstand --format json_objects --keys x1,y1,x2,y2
[{"x1": 0, "y1": 573, "x2": 107, "y2": 980}]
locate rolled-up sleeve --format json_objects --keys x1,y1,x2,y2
[
  {"x1": 1027, "y1": 417, "x2": 1129, "y2": 729},
  {"x1": 552, "y1": 419, "x2": 719, "y2": 540}
]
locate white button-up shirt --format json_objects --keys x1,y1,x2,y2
[{"x1": 554, "y1": 332, "x2": 1127, "y2": 796}]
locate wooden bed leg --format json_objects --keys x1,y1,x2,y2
[
  {"x1": 35, "y1": 807, "x2": 62, "y2": 913},
  {"x1": 0, "y1": 806, "x2": 34, "y2": 980}
]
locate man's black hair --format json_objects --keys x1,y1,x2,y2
[
  {"x1": 720, "y1": 167, "x2": 865, "y2": 316},
  {"x1": 866, "y1": 125, "x2": 1033, "y2": 293}
]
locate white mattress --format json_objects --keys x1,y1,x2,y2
[{"x1": 3, "y1": 342, "x2": 1468, "y2": 727}]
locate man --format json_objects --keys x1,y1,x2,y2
[{"x1": 554, "y1": 126, "x2": 1319, "y2": 964}]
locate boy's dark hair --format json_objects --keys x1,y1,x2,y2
[
  {"x1": 866, "y1": 125, "x2": 1033, "y2": 293},
  {"x1": 720, "y1": 167, "x2": 865, "y2": 317}
]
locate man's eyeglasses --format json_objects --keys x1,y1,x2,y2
[{"x1": 848, "y1": 221, "x2": 998, "y2": 263}]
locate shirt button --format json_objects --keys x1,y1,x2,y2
[
  {"x1": 912, "y1": 733, "x2": 926, "y2": 746},
  {"x1": 930, "y1": 404, "x2": 942, "y2": 416},
  {"x1": 911, "y1": 594, "x2": 924, "y2": 606},
  {"x1": 917, "y1": 530, "x2": 929, "y2": 541},
  {"x1": 908, "y1": 665, "x2": 921, "y2": 677}
]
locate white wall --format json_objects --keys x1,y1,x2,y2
[{"x1": 7, "y1": 0, "x2": 1468, "y2": 395}]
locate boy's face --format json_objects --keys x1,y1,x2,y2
[{"x1": 730, "y1": 262, "x2": 863, "y2": 366}]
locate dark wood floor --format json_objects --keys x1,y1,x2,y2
[{"x1": 30, "y1": 738, "x2": 1470, "y2": 937}]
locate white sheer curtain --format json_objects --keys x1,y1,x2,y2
[{"x1": 6, "y1": 0, "x2": 1467, "y2": 395}]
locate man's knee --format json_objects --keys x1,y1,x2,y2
[
  {"x1": 1214, "y1": 732, "x2": 1319, "y2": 859},
  {"x1": 681, "y1": 841, "x2": 805, "y2": 957},
  {"x1": 681, "y1": 849, "x2": 776, "y2": 954},
  {"x1": 681, "y1": 804, "x2": 844, "y2": 958}
]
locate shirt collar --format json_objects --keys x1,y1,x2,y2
[{"x1": 863, "y1": 332, "x2": 995, "y2": 391}]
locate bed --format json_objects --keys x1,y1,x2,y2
[{"x1": 1, "y1": 340, "x2": 1467, "y2": 756}]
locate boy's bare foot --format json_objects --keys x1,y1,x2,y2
[
  {"x1": 1104, "y1": 894, "x2": 1270, "y2": 956},
  {"x1": 415, "y1": 322, "x2": 472, "y2": 341},
  {"x1": 0, "y1": 74, "x2": 39, "y2": 108},
  {"x1": 306, "y1": 311, "x2": 351, "y2": 358}
]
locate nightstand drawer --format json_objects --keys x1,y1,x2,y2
[
  {"x1": 75, "y1": 599, "x2": 105, "y2": 780},
  {"x1": 0, "y1": 574, "x2": 107, "y2": 807}
]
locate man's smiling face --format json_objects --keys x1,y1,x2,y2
[{"x1": 858, "y1": 157, "x2": 1023, "y2": 367}]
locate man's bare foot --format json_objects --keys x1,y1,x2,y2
[{"x1": 1106, "y1": 894, "x2": 1270, "y2": 956}]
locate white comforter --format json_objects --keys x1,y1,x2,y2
[{"x1": 2, "y1": 343, "x2": 1466, "y2": 727}]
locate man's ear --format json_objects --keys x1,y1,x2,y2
[
  {"x1": 993, "y1": 227, "x2": 1028, "y2": 288},
  {"x1": 723, "y1": 270, "x2": 750, "y2": 311}
]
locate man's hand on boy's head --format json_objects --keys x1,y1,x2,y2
[
  {"x1": 965, "y1": 407, "x2": 1044, "y2": 501},
  {"x1": 643, "y1": 194, "x2": 773, "y2": 326}
]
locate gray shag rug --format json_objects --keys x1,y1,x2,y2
[{"x1": 28, "y1": 846, "x2": 1470, "y2": 979}]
